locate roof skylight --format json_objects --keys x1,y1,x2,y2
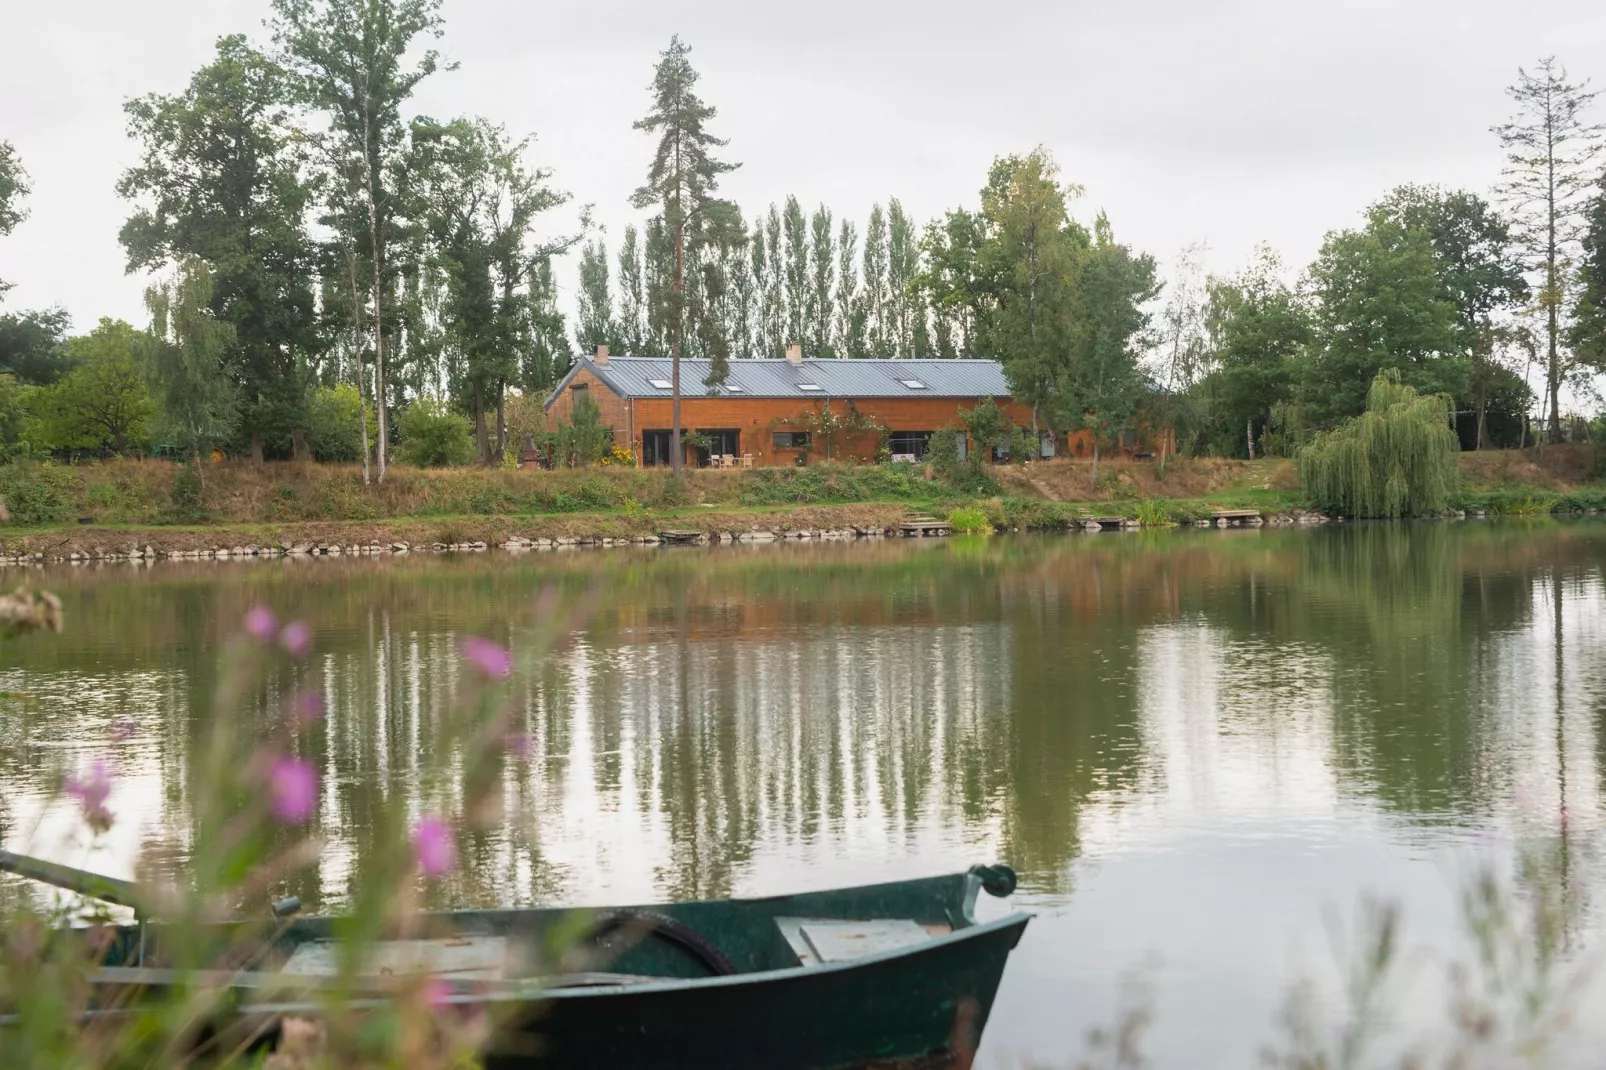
[
  {"x1": 648, "y1": 378, "x2": 673, "y2": 389},
  {"x1": 900, "y1": 379, "x2": 927, "y2": 389},
  {"x1": 797, "y1": 383, "x2": 822, "y2": 392},
  {"x1": 725, "y1": 383, "x2": 745, "y2": 392}
]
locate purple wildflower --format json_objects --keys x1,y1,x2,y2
[
  {"x1": 244, "y1": 605, "x2": 278, "y2": 643},
  {"x1": 279, "y1": 621, "x2": 311, "y2": 660},
  {"x1": 292, "y1": 689, "x2": 325, "y2": 726},
  {"x1": 268, "y1": 757, "x2": 318, "y2": 823},
  {"x1": 424, "y1": 977, "x2": 453, "y2": 1008},
  {"x1": 412, "y1": 816, "x2": 456, "y2": 877},
  {"x1": 461, "y1": 636, "x2": 512, "y2": 680},
  {"x1": 65, "y1": 758, "x2": 114, "y2": 831}
]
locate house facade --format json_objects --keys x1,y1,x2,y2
[{"x1": 544, "y1": 346, "x2": 1042, "y2": 467}]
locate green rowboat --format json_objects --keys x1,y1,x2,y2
[{"x1": 0, "y1": 853, "x2": 1028, "y2": 1069}]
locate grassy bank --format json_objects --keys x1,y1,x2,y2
[{"x1": 0, "y1": 447, "x2": 1600, "y2": 556}]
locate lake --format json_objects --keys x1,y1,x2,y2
[{"x1": 3, "y1": 522, "x2": 1606, "y2": 1067}]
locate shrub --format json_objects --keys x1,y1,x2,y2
[
  {"x1": 167, "y1": 465, "x2": 206, "y2": 522},
  {"x1": 1298, "y1": 371, "x2": 1459, "y2": 518},
  {"x1": 0, "y1": 462, "x2": 80, "y2": 525},
  {"x1": 396, "y1": 398, "x2": 476, "y2": 467},
  {"x1": 948, "y1": 506, "x2": 993, "y2": 534},
  {"x1": 304, "y1": 384, "x2": 373, "y2": 463}
]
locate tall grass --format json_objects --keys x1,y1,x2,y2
[{"x1": 0, "y1": 582, "x2": 593, "y2": 1068}]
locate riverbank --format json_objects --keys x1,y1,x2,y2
[{"x1": 0, "y1": 448, "x2": 1600, "y2": 565}]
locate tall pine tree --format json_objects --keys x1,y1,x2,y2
[{"x1": 630, "y1": 35, "x2": 739, "y2": 469}]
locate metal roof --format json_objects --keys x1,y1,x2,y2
[{"x1": 546, "y1": 356, "x2": 1013, "y2": 407}]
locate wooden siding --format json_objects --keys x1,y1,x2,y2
[{"x1": 544, "y1": 369, "x2": 1172, "y2": 466}]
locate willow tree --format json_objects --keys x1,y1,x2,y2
[{"x1": 1298, "y1": 371, "x2": 1459, "y2": 518}]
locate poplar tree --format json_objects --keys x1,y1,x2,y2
[
  {"x1": 1492, "y1": 56, "x2": 1603, "y2": 440},
  {"x1": 863, "y1": 204, "x2": 889, "y2": 358},
  {"x1": 575, "y1": 235, "x2": 614, "y2": 354},
  {"x1": 1574, "y1": 181, "x2": 1606, "y2": 372},
  {"x1": 271, "y1": 0, "x2": 448, "y2": 481},
  {"x1": 835, "y1": 219, "x2": 860, "y2": 358},
  {"x1": 887, "y1": 198, "x2": 918, "y2": 356},
  {"x1": 747, "y1": 223, "x2": 770, "y2": 357},
  {"x1": 762, "y1": 206, "x2": 783, "y2": 356},
  {"x1": 630, "y1": 34, "x2": 739, "y2": 470},
  {"x1": 782, "y1": 195, "x2": 808, "y2": 350},
  {"x1": 807, "y1": 206, "x2": 835, "y2": 359},
  {"x1": 617, "y1": 224, "x2": 646, "y2": 353}
]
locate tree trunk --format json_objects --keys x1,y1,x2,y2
[
  {"x1": 251, "y1": 429, "x2": 265, "y2": 465},
  {"x1": 1246, "y1": 419, "x2": 1256, "y2": 461},
  {"x1": 191, "y1": 435, "x2": 205, "y2": 493},
  {"x1": 474, "y1": 379, "x2": 490, "y2": 466},
  {"x1": 495, "y1": 388, "x2": 506, "y2": 466},
  {"x1": 346, "y1": 245, "x2": 371, "y2": 486},
  {"x1": 292, "y1": 428, "x2": 310, "y2": 462},
  {"x1": 360, "y1": 103, "x2": 388, "y2": 482},
  {"x1": 1475, "y1": 392, "x2": 1489, "y2": 451},
  {"x1": 670, "y1": 221, "x2": 685, "y2": 473},
  {"x1": 1090, "y1": 440, "x2": 1100, "y2": 492}
]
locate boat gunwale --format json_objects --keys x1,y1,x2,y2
[{"x1": 231, "y1": 912, "x2": 1032, "y2": 1012}]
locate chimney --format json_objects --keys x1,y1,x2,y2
[
  {"x1": 594, "y1": 344, "x2": 609, "y2": 366},
  {"x1": 785, "y1": 342, "x2": 803, "y2": 365}
]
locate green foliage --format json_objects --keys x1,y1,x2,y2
[
  {"x1": 0, "y1": 307, "x2": 71, "y2": 386},
  {"x1": 144, "y1": 258, "x2": 241, "y2": 470},
  {"x1": 119, "y1": 35, "x2": 318, "y2": 452},
  {"x1": 547, "y1": 393, "x2": 611, "y2": 467},
  {"x1": 1198, "y1": 247, "x2": 1313, "y2": 456},
  {"x1": 0, "y1": 140, "x2": 27, "y2": 298},
  {"x1": 1134, "y1": 498, "x2": 1178, "y2": 527},
  {"x1": 947, "y1": 506, "x2": 992, "y2": 534},
  {"x1": 304, "y1": 384, "x2": 373, "y2": 462},
  {"x1": 630, "y1": 34, "x2": 740, "y2": 391},
  {"x1": 960, "y1": 397, "x2": 1009, "y2": 459},
  {"x1": 1008, "y1": 425, "x2": 1037, "y2": 464},
  {"x1": 167, "y1": 465, "x2": 206, "y2": 521},
  {"x1": 1299, "y1": 372, "x2": 1460, "y2": 518},
  {"x1": 0, "y1": 373, "x2": 37, "y2": 461},
  {"x1": 396, "y1": 397, "x2": 476, "y2": 467},
  {"x1": 737, "y1": 462, "x2": 938, "y2": 506},
  {"x1": 0, "y1": 462, "x2": 80, "y2": 525},
  {"x1": 28, "y1": 320, "x2": 157, "y2": 453}
]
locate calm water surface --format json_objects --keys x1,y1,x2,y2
[{"x1": 4, "y1": 523, "x2": 1606, "y2": 1066}]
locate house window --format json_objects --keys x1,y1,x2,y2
[
  {"x1": 570, "y1": 383, "x2": 588, "y2": 403},
  {"x1": 773, "y1": 431, "x2": 812, "y2": 450},
  {"x1": 888, "y1": 430, "x2": 933, "y2": 460},
  {"x1": 1121, "y1": 429, "x2": 1140, "y2": 449},
  {"x1": 700, "y1": 428, "x2": 740, "y2": 464}
]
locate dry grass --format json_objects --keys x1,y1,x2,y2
[{"x1": 1457, "y1": 443, "x2": 1600, "y2": 490}]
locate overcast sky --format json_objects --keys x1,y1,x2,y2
[{"x1": 2, "y1": 0, "x2": 1604, "y2": 339}]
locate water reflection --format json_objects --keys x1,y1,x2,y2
[{"x1": 4, "y1": 523, "x2": 1606, "y2": 1064}]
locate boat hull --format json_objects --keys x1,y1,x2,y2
[{"x1": 477, "y1": 914, "x2": 1029, "y2": 1069}]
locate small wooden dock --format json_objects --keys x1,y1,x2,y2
[
  {"x1": 657, "y1": 530, "x2": 707, "y2": 544},
  {"x1": 1208, "y1": 509, "x2": 1264, "y2": 527},
  {"x1": 897, "y1": 514, "x2": 952, "y2": 537},
  {"x1": 1082, "y1": 517, "x2": 1131, "y2": 531}
]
